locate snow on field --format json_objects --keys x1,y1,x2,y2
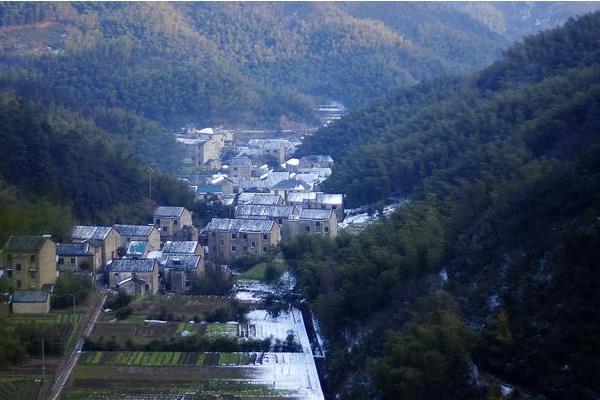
[
  {"x1": 340, "y1": 200, "x2": 407, "y2": 231},
  {"x1": 247, "y1": 308, "x2": 324, "y2": 400}
]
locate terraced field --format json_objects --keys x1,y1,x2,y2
[{"x1": 0, "y1": 374, "x2": 43, "y2": 400}]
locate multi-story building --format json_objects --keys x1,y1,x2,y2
[
  {"x1": 235, "y1": 204, "x2": 299, "y2": 230},
  {"x1": 56, "y1": 243, "x2": 96, "y2": 274},
  {"x1": 69, "y1": 226, "x2": 119, "y2": 272},
  {"x1": 229, "y1": 157, "x2": 253, "y2": 180},
  {"x1": 204, "y1": 218, "x2": 280, "y2": 264},
  {"x1": 113, "y1": 225, "x2": 160, "y2": 254},
  {"x1": 161, "y1": 254, "x2": 204, "y2": 294},
  {"x1": 283, "y1": 209, "x2": 338, "y2": 241},
  {"x1": 106, "y1": 259, "x2": 159, "y2": 296},
  {"x1": 0, "y1": 235, "x2": 57, "y2": 290},
  {"x1": 153, "y1": 206, "x2": 196, "y2": 242}
]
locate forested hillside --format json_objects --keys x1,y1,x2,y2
[
  {"x1": 0, "y1": 2, "x2": 595, "y2": 169},
  {"x1": 0, "y1": 94, "x2": 194, "y2": 243},
  {"x1": 287, "y1": 12, "x2": 600, "y2": 399}
]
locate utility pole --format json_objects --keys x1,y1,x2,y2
[
  {"x1": 145, "y1": 167, "x2": 154, "y2": 199},
  {"x1": 41, "y1": 336, "x2": 45, "y2": 382},
  {"x1": 71, "y1": 293, "x2": 76, "y2": 327}
]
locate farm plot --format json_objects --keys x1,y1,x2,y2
[
  {"x1": 0, "y1": 374, "x2": 43, "y2": 400},
  {"x1": 61, "y1": 354, "x2": 316, "y2": 400},
  {"x1": 79, "y1": 351, "x2": 258, "y2": 367}
]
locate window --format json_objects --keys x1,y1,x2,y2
[
  {"x1": 6, "y1": 270, "x2": 12, "y2": 278},
  {"x1": 305, "y1": 226, "x2": 310, "y2": 232},
  {"x1": 162, "y1": 226, "x2": 167, "y2": 231},
  {"x1": 185, "y1": 280, "x2": 191, "y2": 287},
  {"x1": 15, "y1": 264, "x2": 21, "y2": 272},
  {"x1": 71, "y1": 258, "x2": 76, "y2": 264},
  {"x1": 263, "y1": 247, "x2": 268, "y2": 253},
  {"x1": 262, "y1": 234, "x2": 268, "y2": 240},
  {"x1": 332, "y1": 206, "x2": 337, "y2": 210},
  {"x1": 233, "y1": 167, "x2": 238, "y2": 171},
  {"x1": 7, "y1": 254, "x2": 12, "y2": 263},
  {"x1": 173, "y1": 220, "x2": 179, "y2": 226},
  {"x1": 16, "y1": 280, "x2": 21, "y2": 288},
  {"x1": 231, "y1": 233, "x2": 237, "y2": 239},
  {"x1": 211, "y1": 232, "x2": 216, "y2": 238},
  {"x1": 325, "y1": 226, "x2": 329, "y2": 233},
  {"x1": 232, "y1": 245, "x2": 237, "y2": 252},
  {"x1": 316, "y1": 221, "x2": 321, "y2": 227},
  {"x1": 219, "y1": 240, "x2": 224, "y2": 245},
  {"x1": 58, "y1": 258, "x2": 64, "y2": 265},
  {"x1": 155, "y1": 219, "x2": 160, "y2": 225},
  {"x1": 243, "y1": 234, "x2": 248, "y2": 239},
  {"x1": 30, "y1": 255, "x2": 36, "y2": 263},
  {"x1": 278, "y1": 218, "x2": 282, "y2": 224},
  {"x1": 251, "y1": 242, "x2": 256, "y2": 249},
  {"x1": 30, "y1": 271, "x2": 36, "y2": 279}
]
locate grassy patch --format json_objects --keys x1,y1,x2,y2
[{"x1": 206, "y1": 323, "x2": 238, "y2": 337}]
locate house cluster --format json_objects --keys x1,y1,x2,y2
[{"x1": 0, "y1": 206, "x2": 205, "y2": 313}]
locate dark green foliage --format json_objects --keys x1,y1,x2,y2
[
  {"x1": 289, "y1": 12, "x2": 600, "y2": 399},
  {"x1": 51, "y1": 272, "x2": 93, "y2": 309},
  {"x1": 0, "y1": 94, "x2": 194, "y2": 229},
  {"x1": 105, "y1": 290, "x2": 132, "y2": 310}
]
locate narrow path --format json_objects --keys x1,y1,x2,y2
[{"x1": 43, "y1": 293, "x2": 107, "y2": 400}]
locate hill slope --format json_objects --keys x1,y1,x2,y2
[{"x1": 287, "y1": 11, "x2": 600, "y2": 399}]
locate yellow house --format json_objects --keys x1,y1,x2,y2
[
  {"x1": 106, "y1": 259, "x2": 159, "y2": 296},
  {"x1": 1, "y1": 235, "x2": 56, "y2": 290},
  {"x1": 113, "y1": 225, "x2": 160, "y2": 253},
  {"x1": 69, "y1": 226, "x2": 119, "y2": 272},
  {"x1": 204, "y1": 218, "x2": 280, "y2": 265},
  {"x1": 153, "y1": 206, "x2": 194, "y2": 241}
]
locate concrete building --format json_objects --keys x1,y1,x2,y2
[
  {"x1": 162, "y1": 241, "x2": 202, "y2": 256},
  {"x1": 237, "y1": 193, "x2": 284, "y2": 206},
  {"x1": 12, "y1": 290, "x2": 51, "y2": 314},
  {"x1": 283, "y1": 209, "x2": 338, "y2": 241},
  {"x1": 161, "y1": 254, "x2": 204, "y2": 294},
  {"x1": 153, "y1": 206, "x2": 196, "y2": 242},
  {"x1": 69, "y1": 226, "x2": 119, "y2": 271},
  {"x1": 235, "y1": 204, "x2": 299, "y2": 230},
  {"x1": 229, "y1": 158, "x2": 253, "y2": 180},
  {"x1": 298, "y1": 155, "x2": 334, "y2": 169},
  {"x1": 113, "y1": 225, "x2": 160, "y2": 254},
  {"x1": 56, "y1": 243, "x2": 95, "y2": 274},
  {"x1": 204, "y1": 218, "x2": 280, "y2": 265},
  {"x1": 106, "y1": 259, "x2": 159, "y2": 296},
  {"x1": 0, "y1": 235, "x2": 56, "y2": 290}
]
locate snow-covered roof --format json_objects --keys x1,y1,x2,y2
[
  {"x1": 57, "y1": 243, "x2": 93, "y2": 256},
  {"x1": 161, "y1": 254, "x2": 202, "y2": 270},
  {"x1": 298, "y1": 209, "x2": 334, "y2": 220},
  {"x1": 154, "y1": 206, "x2": 186, "y2": 218},
  {"x1": 162, "y1": 241, "x2": 198, "y2": 255},
  {"x1": 107, "y1": 259, "x2": 156, "y2": 273},
  {"x1": 70, "y1": 226, "x2": 113, "y2": 241},
  {"x1": 199, "y1": 127, "x2": 214, "y2": 135},
  {"x1": 204, "y1": 218, "x2": 274, "y2": 233},
  {"x1": 113, "y1": 224, "x2": 156, "y2": 237},
  {"x1": 235, "y1": 205, "x2": 297, "y2": 219}
]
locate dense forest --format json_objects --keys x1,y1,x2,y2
[
  {"x1": 0, "y1": 93, "x2": 194, "y2": 243},
  {"x1": 0, "y1": 2, "x2": 595, "y2": 169},
  {"x1": 289, "y1": 12, "x2": 600, "y2": 399}
]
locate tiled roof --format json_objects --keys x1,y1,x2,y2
[
  {"x1": 286, "y1": 192, "x2": 317, "y2": 204},
  {"x1": 299, "y1": 209, "x2": 334, "y2": 220},
  {"x1": 300, "y1": 155, "x2": 333, "y2": 164},
  {"x1": 70, "y1": 226, "x2": 113, "y2": 241},
  {"x1": 12, "y1": 290, "x2": 49, "y2": 303},
  {"x1": 57, "y1": 243, "x2": 93, "y2": 256},
  {"x1": 161, "y1": 255, "x2": 201, "y2": 270},
  {"x1": 154, "y1": 206, "x2": 186, "y2": 218},
  {"x1": 113, "y1": 225, "x2": 155, "y2": 237},
  {"x1": 272, "y1": 179, "x2": 308, "y2": 190},
  {"x1": 162, "y1": 241, "x2": 198, "y2": 254},
  {"x1": 315, "y1": 193, "x2": 344, "y2": 206},
  {"x1": 204, "y1": 218, "x2": 274, "y2": 233},
  {"x1": 229, "y1": 157, "x2": 252, "y2": 167},
  {"x1": 235, "y1": 205, "x2": 296, "y2": 219},
  {"x1": 237, "y1": 193, "x2": 282, "y2": 206},
  {"x1": 107, "y1": 259, "x2": 156, "y2": 273},
  {"x1": 4, "y1": 235, "x2": 50, "y2": 252}
]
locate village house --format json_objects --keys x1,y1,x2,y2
[
  {"x1": 271, "y1": 179, "x2": 311, "y2": 200},
  {"x1": 228, "y1": 157, "x2": 253, "y2": 180},
  {"x1": 176, "y1": 132, "x2": 223, "y2": 171},
  {"x1": 235, "y1": 204, "x2": 299, "y2": 230},
  {"x1": 11, "y1": 290, "x2": 51, "y2": 314},
  {"x1": 161, "y1": 254, "x2": 204, "y2": 294},
  {"x1": 283, "y1": 209, "x2": 338, "y2": 241},
  {"x1": 113, "y1": 225, "x2": 160, "y2": 254},
  {"x1": 69, "y1": 226, "x2": 119, "y2": 272},
  {"x1": 56, "y1": 243, "x2": 96, "y2": 274},
  {"x1": 153, "y1": 206, "x2": 196, "y2": 242},
  {"x1": 204, "y1": 218, "x2": 280, "y2": 264},
  {"x1": 106, "y1": 259, "x2": 159, "y2": 296},
  {"x1": 298, "y1": 155, "x2": 334, "y2": 169},
  {"x1": 302, "y1": 193, "x2": 345, "y2": 222},
  {"x1": 262, "y1": 141, "x2": 287, "y2": 164},
  {"x1": 237, "y1": 193, "x2": 284, "y2": 206},
  {"x1": 0, "y1": 235, "x2": 57, "y2": 291},
  {"x1": 162, "y1": 241, "x2": 203, "y2": 256}
]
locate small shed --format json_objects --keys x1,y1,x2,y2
[{"x1": 12, "y1": 290, "x2": 51, "y2": 314}]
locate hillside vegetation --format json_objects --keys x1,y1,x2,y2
[{"x1": 288, "y1": 11, "x2": 600, "y2": 399}]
